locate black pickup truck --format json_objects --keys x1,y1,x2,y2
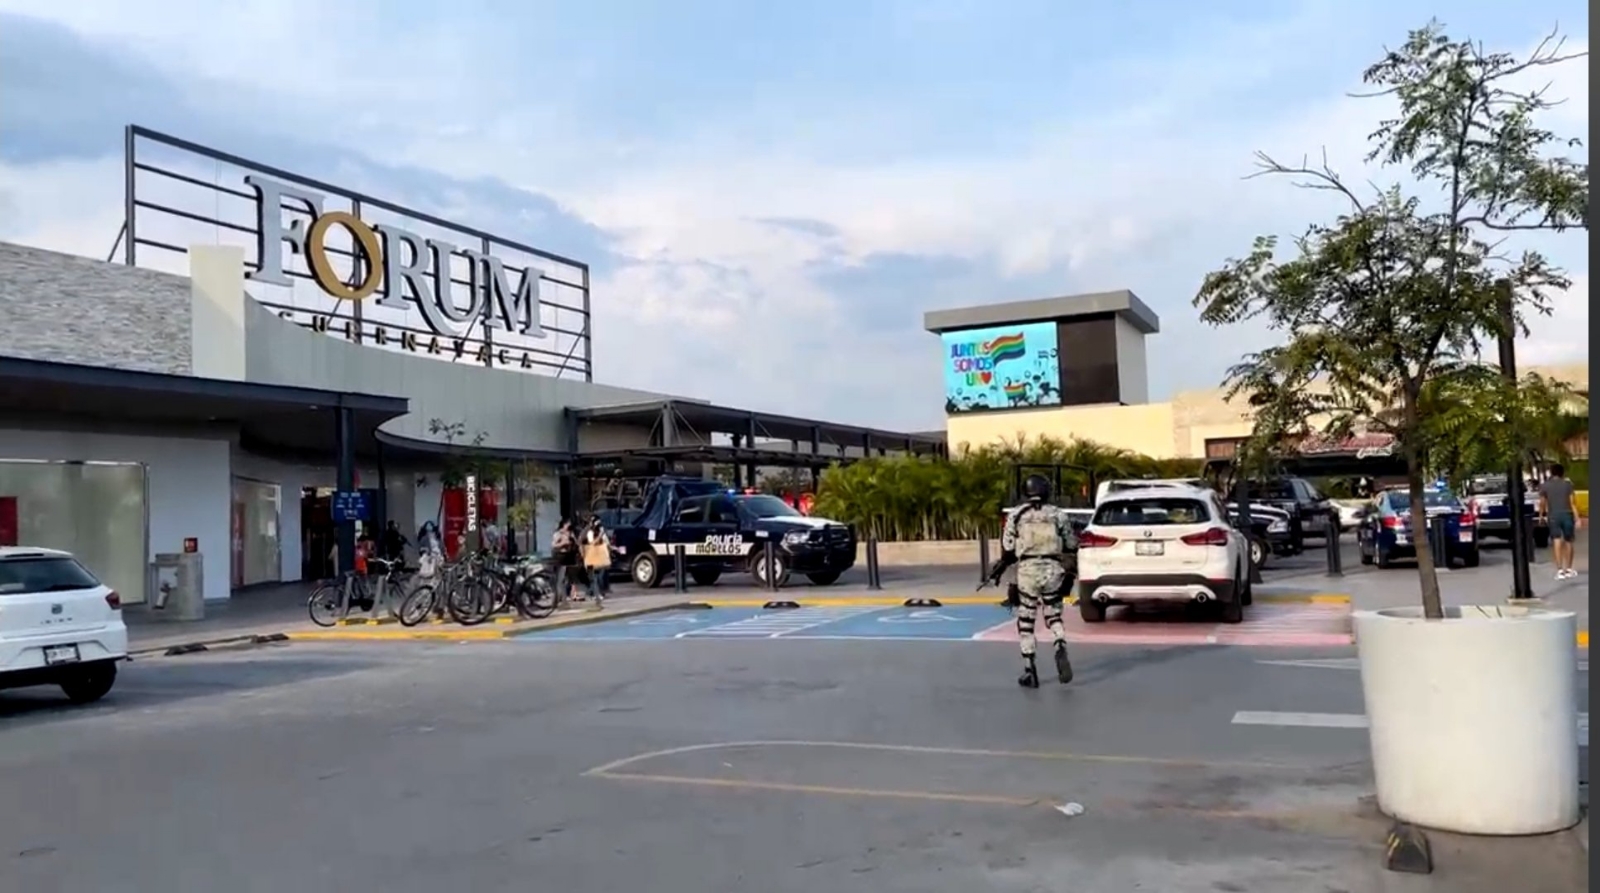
[{"x1": 607, "y1": 476, "x2": 857, "y2": 588}]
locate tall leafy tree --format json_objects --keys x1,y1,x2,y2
[{"x1": 1193, "y1": 23, "x2": 1587, "y2": 618}]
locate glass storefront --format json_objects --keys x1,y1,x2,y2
[
  {"x1": 231, "y1": 477, "x2": 282, "y2": 587},
  {"x1": 0, "y1": 459, "x2": 149, "y2": 604}
]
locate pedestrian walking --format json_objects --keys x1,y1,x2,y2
[
  {"x1": 1538, "y1": 464, "x2": 1581, "y2": 580},
  {"x1": 580, "y1": 515, "x2": 613, "y2": 610}
]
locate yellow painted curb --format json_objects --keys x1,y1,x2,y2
[
  {"x1": 290, "y1": 627, "x2": 514, "y2": 641},
  {"x1": 335, "y1": 616, "x2": 398, "y2": 626},
  {"x1": 286, "y1": 602, "x2": 694, "y2": 642},
  {"x1": 1255, "y1": 593, "x2": 1352, "y2": 605}
]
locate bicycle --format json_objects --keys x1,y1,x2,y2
[
  {"x1": 396, "y1": 551, "x2": 447, "y2": 628},
  {"x1": 307, "y1": 558, "x2": 412, "y2": 627}
]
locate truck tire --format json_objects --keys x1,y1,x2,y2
[
  {"x1": 630, "y1": 551, "x2": 663, "y2": 588},
  {"x1": 750, "y1": 550, "x2": 791, "y2": 589}
]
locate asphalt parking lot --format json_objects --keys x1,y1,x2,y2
[{"x1": 0, "y1": 618, "x2": 1587, "y2": 892}]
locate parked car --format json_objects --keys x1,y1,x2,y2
[
  {"x1": 1330, "y1": 499, "x2": 1372, "y2": 532},
  {"x1": 1076, "y1": 486, "x2": 1252, "y2": 625},
  {"x1": 1356, "y1": 488, "x2": 1480, "y2": 569},
  {"x1": 1463, "y1": 474, "x2": 1550, "y2": 548},
  {"x1": 1244, "y1": 477, "x2": 1336, "y2": 543},
  {"x1": 1226, "y1": 501, "x2": 1295, "y2": 568},
  {"x1": 0, "y1": 546, "x2": 127, "y2": 704}
]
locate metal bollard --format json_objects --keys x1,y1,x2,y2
[
  {"x1": 1428, "y1": 516, "x2": 1450, "y2": 571},
  {"x1": 865, "y1": 536, "x2": 882, "y2": 591},
  {"x1": 673, "y1": 544, "x2": 687, "y2": 593},
  {"x1": 763, "y1": 540, "x2": 779, "y2": 591},
  {"x1": 1324, "y1": 524, "x2": 1343, "y2": 577},
  {"x1": 977, "y1": 534, "x2": 991, "y2": 584}
]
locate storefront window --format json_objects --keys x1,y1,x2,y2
[
  {"x1": 0, "y1": 459, "x2": 148, "y2": 604},
  {"x1": 231, "y1": 477, "x2": 282, "y2": 587}
]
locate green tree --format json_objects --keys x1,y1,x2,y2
[
  {"x1": 809, "y1": 434, "x2": 1202, "y2": 542},
  {"x1": 1193, "y1": 22, "x2": 1587, "y2": 618}
]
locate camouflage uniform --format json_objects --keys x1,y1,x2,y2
[{"x1": 1000, "y1": 502, "x2": 1079, "y2": 659}]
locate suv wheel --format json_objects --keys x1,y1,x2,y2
[{"x1": 630, "y1": 551, "x2": 663, "y2": 588}]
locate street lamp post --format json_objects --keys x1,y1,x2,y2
[{"x1": 1498, "y1": 284, "x2": 1536, "y2": 601}]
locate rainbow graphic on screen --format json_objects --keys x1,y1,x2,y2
[
  {"x1": 983, "y1": 332, "x2": 1027, "y2": 365},
  {"x1": 947, "y1": 330, "x2": 1028, "y2": 388},
  {"x1": 1002, "y1": 381, "x2": 1028, "y2": 399}
]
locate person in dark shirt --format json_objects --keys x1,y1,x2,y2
[
  {"x1": 380, "y1": 521, "x2": 408, "y2": 564},
  {"x1": 1538, "y1": 464, "x2": 1581, "y2": 580}
]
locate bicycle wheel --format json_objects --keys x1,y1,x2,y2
[
  {"x1": 447, "y1": 577, "x2": 493, "y2": 625},
  {"x1": 307, "y1": 584, "x2": 345, "y2": 627},
  {"x1": 516, "y1": 574, "x2": 558, "y2": 619},
  {"x1": 397, "y1": 583, "x2": 437, "y2": 627}
]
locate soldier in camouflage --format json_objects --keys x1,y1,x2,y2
[{"x1": 987, "y1": 474, "x2": 1078, "y2": 687}]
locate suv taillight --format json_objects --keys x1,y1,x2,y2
[
  {"x1": 1078, "y1": 531, "x2": 1118, "y2": 548},
  {"x1": 1180, "y1": 528, "x2": 1230, "y2": 547},
  {"x1": 105, "y1": 591, "x2": 121, "y2": 610}
]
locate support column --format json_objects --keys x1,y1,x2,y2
[
  {"x1": 334, "y1": 405, "x2": 355, "y2": 576},
  {"x1": 375, "y1": 440, "x2": 388, "y2": 536},
  {"x1": 732, "y1": 435, "x2": 744, "y2": 489}
]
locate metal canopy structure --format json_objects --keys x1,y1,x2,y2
[
  {"x1": 573, "y1": 444, "x2": 867, "y2": 472},
  {"x1": 0, "y1": 356, "x2": 409, "y2": 459},
  {"x1": 567, "y1": 399, "x2": 946, "y2": 458}
]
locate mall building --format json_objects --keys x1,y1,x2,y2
[
  {"x1": 926, "y1": 292, "x2": 1589, "y2": 463},
  {"x1": 0, "y1": 126, "x2": 939, "y2": 607}
]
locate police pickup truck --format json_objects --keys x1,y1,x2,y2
[{"x1": 607, "y1": 476, "x2": 857, "y2": 588}]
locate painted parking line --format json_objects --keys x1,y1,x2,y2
[
  {"x1": 682, "y1": 606, "x2": 884, "y2": 638},
  {"x1": 1234, "y1": 710, "x2": 1590, "y2": 745},
  {"x1": 974, "y1": 602, "x2": 1353, "y2": 647}
]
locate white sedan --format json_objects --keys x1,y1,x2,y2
[
  {"x1": 0, "y1": 546, "x2": 128, "y2": 704},
  {"x1": 1075, "y1": 487, "x2": 1252, "y2": 624}
]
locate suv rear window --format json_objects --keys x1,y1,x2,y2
[
  {"x1": 1094, "y1": 498, "x2": 1213, "y2": 527},
  {"x1": 0, "y1": 556, "x2": 102, "y2": 596}
]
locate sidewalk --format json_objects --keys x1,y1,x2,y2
[
  {"x1": 1265, "y1": 546, "x2": 1589, "y2": 641},
  {"x1": 124, "y1": 582, "x2": 696, "y2": 655}
]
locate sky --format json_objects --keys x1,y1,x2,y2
[{"x1": 0, "y1": 0, "x2": 1589, "y2": 432}]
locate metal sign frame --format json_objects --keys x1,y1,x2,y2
[{"x1": 119, "y1": 124, "x2": 593, "y2": 381}]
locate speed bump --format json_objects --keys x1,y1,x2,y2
[
  {"x1": 903, "y1": 598, "x2": 944, "y2": 608},
  {"x1": 762, "y1": 600, "x2": 802, "y2": 610}
]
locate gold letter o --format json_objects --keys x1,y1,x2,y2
[{"x1": 306, "y1": 211, "x2": 383, "y2": 301}]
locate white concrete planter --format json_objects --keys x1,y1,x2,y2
[{"x1": 1354, "y1": 605, "x2": 1582, "y2": 835}]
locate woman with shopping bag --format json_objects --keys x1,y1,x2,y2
[{"x1": 579, "y1": 515, "x2": 613, "y2": 610}]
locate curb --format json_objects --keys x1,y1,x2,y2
[
  {"x1": 286, "y1": 602, "x2": 697, "y2": 642},
  {"x1": 130, "y1": 632, "x2": 293, "y2": 658}
]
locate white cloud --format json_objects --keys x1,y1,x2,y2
[{"x1": 0, "y1": 5, "x2": 1587, "y2": 431}]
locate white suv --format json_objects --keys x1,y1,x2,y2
[
  {"x1": 1076, "y1": 487, "x2": 1252, "y2": 624},
  {"x1": 0, "y1": 546, "x2": 128, "y2": 704}
]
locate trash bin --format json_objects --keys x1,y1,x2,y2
[{"x1": 149, "y1": 552, "x2": 205, "y2": 621}]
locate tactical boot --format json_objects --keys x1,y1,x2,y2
[
  {"x1": 1018, "y1": 655, "x2": 1040, "y2": 688},
  {"x1": 1054, "y1": 642, "x2": 1073, "y2": 684}
]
